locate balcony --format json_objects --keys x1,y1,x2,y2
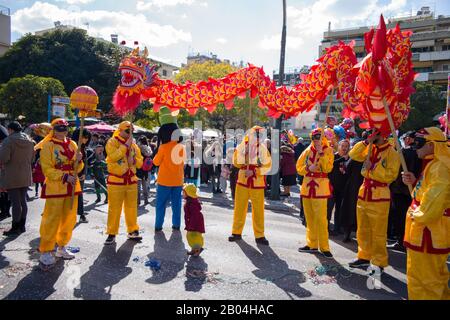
[
  {"x1": 417, "y1": 51, "x2": 450, "y2": 61},
  {"x1": 416, "y1": 71, "x2": 450, "y2": 82}
]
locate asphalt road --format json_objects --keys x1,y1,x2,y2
[{"x1": 0, "y1": 181, "x2": 409, "y2": 300}]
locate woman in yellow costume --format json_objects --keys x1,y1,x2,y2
[
  {"x1": 228, "y1": 126, "x2": 272, "y2": 245},
  {"x1": 348, "y1": 129, "x2": 400, "y2": 275},
  {"x1": 297, "y1": 128, "x2": 334, "y2": 258},
  {"x1": 402, "y1": 127, "x2": 449, "y2": 300},
  {"x1": 104, "y1": 121, "x2": 143, "y2": 245},
  {"x1": 37, "y1": 118, "x2": 84, "y2": 268}
]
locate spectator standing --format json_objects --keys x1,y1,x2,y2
[
  {"x1": 0, "y1": 125, "x2": 11, "y2": 220},
  {"x1": 137, "y1": 136, "x2": 153, "y2": 206},
  {"x1": 280, "y1": 142, "x2": 297, "y2": 197},
  {"x1": 327, "y1": 139, "x2": 350, "y2": 235},
  {"x1": 0, "y1": 122, "x2": 35, "y2": 236}
]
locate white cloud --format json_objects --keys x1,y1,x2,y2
[
  {"x1": 64, "y1": 0, "x2": 94, "y2": 4},
  {"x1": 260, "y1": 34, "x2": 304, "y2": 50},
  {"x1": 12, "y1": 2, "x2": 192, "y2": 48},
  {"x1": 136, "y1": 0, "x2": 208, "y2": 10},
  {"x1": 216, "y1": 37, "x2": 228, "y2": 44}
]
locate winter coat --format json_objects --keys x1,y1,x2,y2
[
  {"x1": 184, "y1": 197, "x2": 205, "y2": 233},
  {"x1": 0, "y1": 132, "x2": 34, "y2": 189},
  {"x1": 280, "y1": 145, "x2": 297, "y2": 176}
]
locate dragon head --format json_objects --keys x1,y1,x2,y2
[{"x1": 113, "y1": 47, "x2": 159, "y2": 116}]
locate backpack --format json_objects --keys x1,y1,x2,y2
[{"x1": 142, "y1": 157, "x2": 153, "y2": 172}]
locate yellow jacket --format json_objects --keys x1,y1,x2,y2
[
  {"x1": 349, "y1": 141, "x2": 400, "y2": 202},
  {"x1": 40, "y1": 138, "x2": 84, "y2": 198},
  {"x1": 106, "y1": 136, "x2": 143, "y2": 185},
  {"x1": 233, "y1": 141, "x2": 272, "y2": 189},
  {"x1": 296, "y1": 145, "x2": 334, "y2": 198},
  {"x1": 404, "y1": 157, "x2": 450, "y2": 254}
]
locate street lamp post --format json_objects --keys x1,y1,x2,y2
[{"x1": 270, "y1": 0, "x2": 287, "y2": 201}]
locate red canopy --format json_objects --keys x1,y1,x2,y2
[{"x1": 84, "y1": 122, "x2": 115, "y2": 133}]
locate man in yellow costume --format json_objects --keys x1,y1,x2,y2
[
  {"x1": 38, "y1": 118, "x2": 84, "y2": 268},
  {"x1": 402, "y1": 127, "x2": 449, "y2": 300},
  {"x1": 348, "y1": 129, "x2": 400, "y2": 275},
  {"x1": 297, "y1": 128, "x2": 334, "y2": 258},
  {"x1": 228, "y1": 126, "x2": 272, "y2": 245},
  {"x1": 104, "y1": 121, "x2": 143, "y2": 245}
]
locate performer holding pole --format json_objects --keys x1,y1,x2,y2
[
  {"x1": 402, "y1": 127, "x2": 450, "y2": 300},
  {"x1": 37, "y1": 119, "x2": 84, "y2": 270}
]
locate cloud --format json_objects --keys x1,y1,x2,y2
[
  {"x1": 216, "y1": 38, "x2": 228, "y2": 44},
  {"x1": 265, "y1": 0, "x2": 412, "y2": 66},
  {"x1": 136, "y1": 0, "x2": 208, "y2": 10},
  {"x1": 12, "y1": 1, "x2": 192, "y2": 48},
  {"x1": 260, "y1": 34, "x2": 304, "y2": 50}
]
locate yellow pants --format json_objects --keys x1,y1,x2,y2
[
  {"x1": 39, "y1": 197, "x2": 78, "y2": 253},
  {"x1": 106, "y1": 184, "x2": 139, "y2": 235},
  {"x1": 187, "y1": 231, "x2": 204, "y2": 249},
  {"x1": 407, "y1": 248, "x2": 450, "y2": 300},
  {"x1": 303, "y1": 198, "x2": 330, "y2": 252},
  {"x1": 232, "y1": 185, "x2": 265, "y2": 238},
  {"x1": 356, "y1": 199, "x2": 390, "y2": 267}
]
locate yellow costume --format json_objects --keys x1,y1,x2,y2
[
  {"x1": 349, "y1": 140, "x2": 400, "y2": 268},
  {"x1": 231, "y1": 127, "x2": 272, "y2": 239},
  {"x1": 38, "y1": 119, "x2": 84, "y2": 253},
  {"x1": 105, "y1": 122, "x2": 143, "y2": 236},
  {"x1": 297, "y1": 129, "x2": 334, "y2": 252},
  {"x1": 403, "y1": 128, "x2": 450, "y2": 300}
]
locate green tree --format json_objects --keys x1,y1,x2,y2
[
  {"x1": 173, "y1": 61, "x2": 267, "y2": 131},
  {"x1": 0, "y1": 74, "x2": 69, "y2": 122},
  {"x1": 401, "y1": 82, "x2": 446, "y2": 132},
  {"x1": 0, "y1": 29, "x2": 124, "y2": 111}
]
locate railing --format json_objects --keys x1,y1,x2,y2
[{"x1": 0, "y1": 5, "x2": 10, "y2": 16}]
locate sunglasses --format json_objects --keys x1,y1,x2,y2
[
  {"x1": 54, "y1": 126, "x2": 68, "y2": 132},
  {"x1": 412, "y1": 137, "x2": 427, "y2": 150},
  {"x1": 312, "y1": 134, "x2": 322, "y2": 140}
]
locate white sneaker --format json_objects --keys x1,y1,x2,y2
[
  {"x1": 55, "y1": 247, "x2": 76, "y2": 260},
  {"x1": 39, "y1": 252, "x2": 56, "y2": 266},
  {"x1": 367, "y1": 264, "x2": 384, "y2": 276}
]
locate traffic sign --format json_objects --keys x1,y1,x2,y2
[
  {"x1": 52, "y1": 96, "x2": 71, "y2": 105},
  {"x1": 52, "y1": 104, "x2": 66, "y2": 117}
]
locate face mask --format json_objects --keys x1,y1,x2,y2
[{"x1": 54, "y1": 126, "x2": 68, "y2": 133}]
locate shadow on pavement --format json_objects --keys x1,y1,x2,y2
[
  {"x1": 314, "y1": 254, "x2": 407, "y2": 300},
  {"x1": 184, "y1": 255, "x2": 209, "y2": 292},
  {"x1": 73, "y1": 240, "x2": 137, "y2": 300},
  {"x1": 236, "y1": 240, "x2": 312, "y2": 300},
  {"x1": 146, "y1": 231, "x2": 187, "y2": 285},
  {"x1": 3, "y1": 238, "x2": 64, "y2": 300}
]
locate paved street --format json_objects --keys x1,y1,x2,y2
[{"x1": 0, "y1": 181, "x2": 409, "y2": 300}]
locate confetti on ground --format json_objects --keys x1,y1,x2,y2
[
  {"x1": 2, "y1": 263, "x2": 35, "y2": 278},
  {"x1": 67, "y1": 247, "x2": 80, "y2": 254},
  {"x1": 185, "y1": 269, "x2": 221, "y2": 284},
  {"x1": 145, "y1": 259, "x2": 161, "y2": 271}
]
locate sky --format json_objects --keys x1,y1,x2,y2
[{"x1": 3, "y1": 0, "x2": 450, "y2": 74}]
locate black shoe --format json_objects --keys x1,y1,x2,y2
[
  {"x1": 4, "y1": 223, "x2": 21, "y2": 237},
  {"x1": 155, "y1": 228, "x2": 163, "y2": 232},
  {"x1": 104, "y1": 199, "x2": 108, "y2": 204},
  {"x1": 79, "y1": 215, "x2": 88, "y2": 223},
  {"x1": 104, "y1": 235, "x2": 116, "y2": 245},
  {"x1": 349, "y1": 259, "x2": 371, "y2": 269},
  {"x1": 387, "y1": 241, "x2": 406, "y2": 252},
  {"x1": 255, "y1": 237, "x2": 269, "y2": 246},
  {"x1": 320, "y1": 251, "x2": 333, "y2": 258},
  {"x1": 228, "y1": 234, "x2": 242, "y2": 242},
  {"x1": 128, "y1": 230, "x2": 142, "y2": 241},
  {"x1": 298, "y1": 246, "x2": 318, "y2": 253}
]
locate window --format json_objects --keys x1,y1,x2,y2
[
  {"x1": 162, "y1": 70, "x2": 168, "y2": 77},
  {"x1": 442, "y1": 45, "x2": 450, "y2": 51},
  {"x1": 443, "y1": 65, "x2": 449, "y2": 71}
]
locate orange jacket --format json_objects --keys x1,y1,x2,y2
[{"x1": 153, "y1": 141, "x2": 186, "y2": 187}]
